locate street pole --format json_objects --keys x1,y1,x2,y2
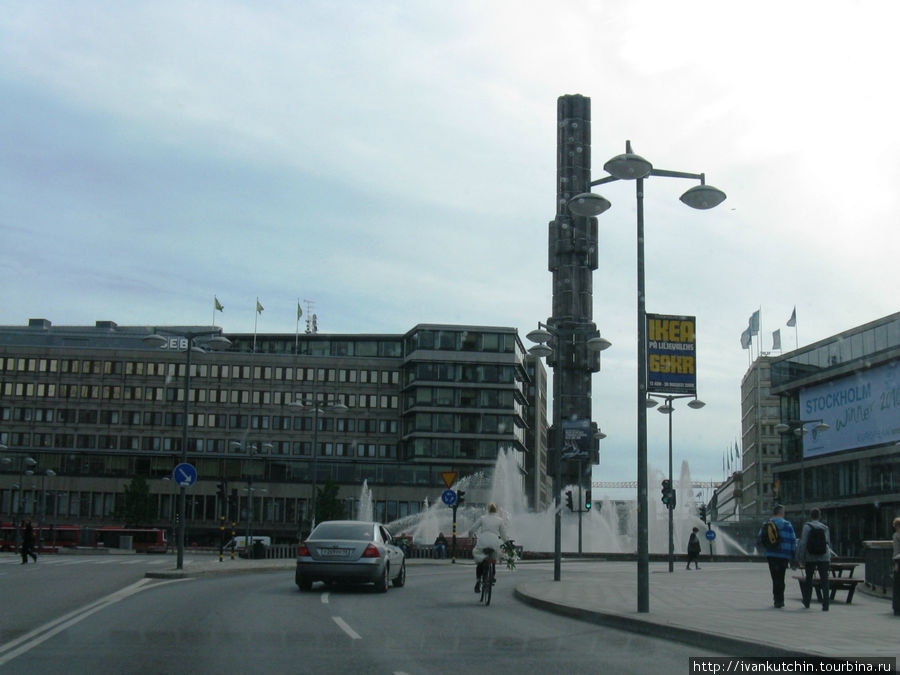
[
  {"x1": 635, "y1": 176, "x2": 650, "y2": 612},
  {"x1": 552, "y1": 359, "x2": 562, "y2": 581},
  {"x1": 311, "y1": 404, "x2": 320, "y2": 530},
  {"x1": 578, "y1": 460, "x2": 583, "y2": 555},
  {"x1": 666, "y1": 396, "x2": 674, "y2": 573}
]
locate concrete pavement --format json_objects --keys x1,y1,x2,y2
[{"x1": 145, "y1": 555, "x2": 898, "y2": 663}]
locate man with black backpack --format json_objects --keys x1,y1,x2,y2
[
  {"x1": 798, "y1": 508, "x2": 832, "y2": 611},
  {"x1": 757, "y1": 504, "x2": 797, "y2": 608}
]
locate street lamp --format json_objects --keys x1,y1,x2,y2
[
  {"x1": 229, "y1": 441, "x2": 272, "y2": 553},
  {"x1": 526, "y1": 322, "x2": 611, "y2": 581},
  {"x1": 142, "y1": 328, "x2": 231, "y2": 570},
  {"x1": 1, "y1": 450, "x2": 37, "y2": 552},
  {"x1": 647, "y1": 393, "x2": 705, "y2": 573},
  {"x1": 37, "y1": 468, "x2": 56, "y2": 552},
  {"x1": 569, "y1": 140, "x2": 725, "y2": 612},
  {"x1": 289, "y1": 396, "x2": 348, "y2": 530},
  {"x1": 774, "y1": 419, "x2": 829, "y2": 520}
]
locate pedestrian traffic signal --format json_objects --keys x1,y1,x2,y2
[
  {"x1": 565, "y1": 490, "x2": 574, "y2": 511},
  {"x1": 661, "y1": 479, "x2": 672, "y2": 505},
  {"x1": 584, "y1": 488, "x2": 591, "y2": 511},
  {"x1": 216, "y1": 481, "x2": 226, "y2": 498},
  {"x1": 698, "y1": 504, "x2": 707, "y2": 522},
  {"x1": 456, "y1": 490, "x2": 465, "y2": 507}
]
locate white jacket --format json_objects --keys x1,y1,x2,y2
[{"x1": 470, "y1": 513, "x2": 508, "y2": 563}]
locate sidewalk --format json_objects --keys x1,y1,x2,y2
[{"x1": 514, "y1": 560, "x2": 899, "y2": 662}]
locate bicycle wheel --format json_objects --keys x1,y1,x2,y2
[{"x1": 483, "y1": 560, "x2": 494, "y2": 606}]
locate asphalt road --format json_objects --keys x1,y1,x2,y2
[{"x1": 1, "y1": 556, "x2": 726, "y2": 674}]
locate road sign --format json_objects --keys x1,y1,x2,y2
[
  {"x1": 173, "y1": 463, "x2": 197, "y2": 487},
  {"x1": 441, "y1": 489, "x2": 457, "y2": 506},
  {"x1": 440, "y1": 472, "x2": 458, "y2": 489},
  {"x1": 705, "y1": 529, "x2": 716, "y2": 541}
]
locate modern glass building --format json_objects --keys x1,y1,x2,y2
[
  {"x1": 0, "y1": 319, "x2": 545, "y2": 544},
  {"x1": 768, "y1": 311, "x2": 900, "y2": 556}
]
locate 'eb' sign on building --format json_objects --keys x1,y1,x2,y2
[{"x1": 646, "y1": 314, "x2": 697, "y2": 395}]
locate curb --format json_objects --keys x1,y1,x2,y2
[{"x1": 512, "y1": 585, "x2": 816, "y2": 659}]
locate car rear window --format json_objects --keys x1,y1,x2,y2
[{"x1": 312, "y1": 523, "x2": 374, "y2": 541}]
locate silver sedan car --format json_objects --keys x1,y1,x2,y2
[{"x1": 295, "y1": 520, "x2": 406, "y2": 592}]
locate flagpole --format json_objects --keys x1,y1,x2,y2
[
  {"x1": 253, "y1": 297, "x2": 259, "y2": 354},
  {"x1": 295, "y1": 298, "x2": 300, "y2": 355}
]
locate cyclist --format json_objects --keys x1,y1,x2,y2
[{"x1": 469, "y1": 502, "x2": 509, "y2": 593}]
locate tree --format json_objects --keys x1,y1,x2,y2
[
  {"x1": 315, "y1": 479, "x2": 345, "y2": 524},
  {"x1": 118, "y1": 475, "x2": 156, "y2": 527}
]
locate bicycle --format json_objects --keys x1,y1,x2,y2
[{"x1": 479, "y1": 547, "x2": 496, "y2": 606}]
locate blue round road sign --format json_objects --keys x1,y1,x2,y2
[
  {"x1": 441, "y1": 489, "x2": 457, "y2": 506},
  {"x1": 173, "y1": 463, "x2": 197, "y2": 487},
  {"x1": 705, "y1": 529, "x2": 716, "y2": 541}
]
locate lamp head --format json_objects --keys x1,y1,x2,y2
[
  {"x1": 687, "y1": 398, "x2": 706, "y2": 409},
  {"x1": 680, "y1": 184, "x2": 727, "y2": 210},
  {"x1": 567, "y1": 193, "x2": 611, "y2": 217},
  {"x1": 603, "y1": 141, "x2": 653, "y2": 180}
]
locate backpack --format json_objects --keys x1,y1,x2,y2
[
  {"x1": 807, "y1": 525, "x2": 827, "y2": 555},
  {"x1": 758, "y1": 519, "x2": 781, "y2": 551}
]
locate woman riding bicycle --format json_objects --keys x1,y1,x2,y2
[{"x1": 469, "y1": 502, "x2": 509, "y2": 593}]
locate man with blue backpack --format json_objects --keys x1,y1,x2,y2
[
  {"x1": 797, "y1": 508, "x2": 833, "y2": 611},
  {"x1": 757, "y1": 504, "x2": 798, "y2": 608}
]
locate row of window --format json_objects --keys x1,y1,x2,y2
[
  {"x1": 405, "y1": 329, "x2": 518, "y2": 354},
  {"x1": 407, "y1": 362, "x2": 518, "y2": 384},
  {"x1": 1, "y1": 431, "x2": 399, "y2": 458},
  {"x1": 409, "y1": 437, "x2": 514, "y2": 460},
  {"x1": 408, "y1": 386, "x2": 516, "y2": 409},
  {"x1": 406, "y1": 412, "x2": 517, "y2": 435},
  {"x1": 2, "y1": 407, "x2": 399, "y2": 434},
  {"x1": 0, "y1": 383, "x2": 399, "y2": 409},
  {"x1": 0, "y1": 358, "x2": 401, "y2": 385}
]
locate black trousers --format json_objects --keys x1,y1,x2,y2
[
  {"x1": 767, "y1": 557, "x2": 789, "y2": 604},
  {"x1": 802, "y1": 560, "x2": 830, "y2": 607},
  {"x1": 893, "y1": 564, "x2": 899, "y2": 616}
]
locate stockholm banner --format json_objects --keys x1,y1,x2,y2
[{"x1": 647, "y1": 313, "x2": 697, "y2": 395}]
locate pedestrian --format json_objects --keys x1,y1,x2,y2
[
  {"x1": 892, "y1": 516, "x2": 900, "y2": 617},
  {"x1": 757, "y1": 504, "x2": 797, "y2": 608},
  {"x1": 686, "y1": 527, "x2": 702, "y2": 569},
  {"x1": 20, "y1": 517, "x2": 37, "y2": 564},
  {"x1": 797, "y1": 508, "x2": 832, "y2": 611},
  {"x1": 433, "y1": 532, "x2": 447, "y2": 559}
]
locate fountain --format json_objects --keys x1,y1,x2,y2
[
  {"x1": 385, "y1": 448, "x2": 747, "y2": 555},
  {"x1": 358, "y1": 479, "x2": 374, "y2": 522}
]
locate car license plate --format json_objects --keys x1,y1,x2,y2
[{"x1": 319, "y1": 547, "x2": 350, "y2": 557}]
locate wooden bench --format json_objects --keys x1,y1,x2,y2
[{"x1": 793, "y1": 575, "x2": 864, "y2": 604}]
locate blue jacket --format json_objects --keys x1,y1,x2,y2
[{"x1": 759, "y1": 517, "x2": 797, "y2": 560}]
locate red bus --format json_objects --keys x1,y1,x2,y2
[{"x1": 90, "y1": 527, "x2": 168, "y2": 553}]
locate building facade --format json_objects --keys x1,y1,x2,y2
[
  {"x1": 767, "y1": 312, "x2": 900, "y2": 556},
  {"x1": 739, "y1": 355, "x2": 783, "y2": 518},
  {"x1": 0, "y1": 319, "x2": 546, "y2": 544}
]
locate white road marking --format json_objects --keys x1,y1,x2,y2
[
  {"x1": 321, "y1": 592, "x2": 330, "y2": 604},
  {"x1": 332, "y1": 616, "x2": 361, "y2": 640},
  {"x1": 0, "y1": 577, "x2": 189, "y2": 666}
]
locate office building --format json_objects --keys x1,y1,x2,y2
[{"x1": 0, "y1": 319, "x2": 545, "y2": 543}]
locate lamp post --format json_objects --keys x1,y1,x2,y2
[
  {"x1": 527, "y1": 323, "x2": 611, "y2": 581},
  {"x1": 143, "y1": 328, "x2": 231, "y2": 570},
  {"x1": 568, "y1": 140, "x2": 725, "y2": 612},
  {"x1": 36, "y1": 468, "x2": 55, "y2": 552},
  {"x1": 647, "y1": 394, "x2": 705, "y2": 572},
  {"x1": 774, "y1": 419, "x2": 829, "y2": 520},
  {"x1": 289, "y1": 396, "x2": 347, "y2": 530},
  {"x1": 229, "y1": 441, "x2": 271, "y2": 554},
  {"x1": 1, "y1": 449, "x2": 37, "y2": 552}
]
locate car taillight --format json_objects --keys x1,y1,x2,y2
[
  {"x1": 362, "y1": 544, "x2": 381, "y2": 558},
  {"x1": 297, "y1": 543, "x2": 309, "y2": 556}
]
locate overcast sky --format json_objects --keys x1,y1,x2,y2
[{"x1": 2, "y1": 2, "x2": 898, "y2": 494}]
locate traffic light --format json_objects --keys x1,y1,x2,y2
[
  {"x1": 661, "y1": 479, "x2": 672, "y2": 505},
  {"x1": 456, "y1": 490, "x2": 465, "y2": 507},
  {"x1": 565, "y1": 490, "x2": 574, "y2": 511},
  {"x1": 584, "y1": 488, "x2": 592, "y2": 511},
  {"x1": 698, "y1": 504, "x2": 707, "y2": 523},
  {"x1": 216, "y1": 481, "x2": 226, "y2": 499}
]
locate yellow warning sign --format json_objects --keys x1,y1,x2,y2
[{"x1": 440, "y1": 472, "x2": 458, "y2": 489}]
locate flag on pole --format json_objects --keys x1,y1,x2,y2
[
  {"x1": 256, "y1": 299, "x2": 264, "y2": 314},
  {"x1": 748, "y1": 310, "x2": 760, "y2": 335},
  {"x1": 772, "y1": 329, "x2": 781, "y2": 351},
  {"x1": 787, "y1": 307, "x2": 796, "y2": 327},
  {"x1": 297, "y1": 302, "x2": 303, "y2": 320},
  {"x1": 214, "y1": 296, "x2": 224, "y2": 312},
  {"x1": 740, "y1": 327, "x2": 751, "y2": 349}
]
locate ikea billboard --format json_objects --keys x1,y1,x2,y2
[
  {"x1": 799, "y1": 360, "x2": 900, "y2": 457},
  {"x1": 647, "y1": 313, "x2": 697, "y2": 395}
]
